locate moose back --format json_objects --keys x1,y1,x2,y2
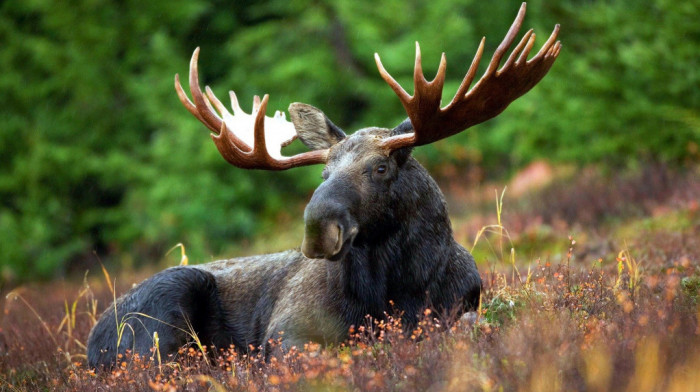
[{"x1": 87, "y1": 3, "x2": 560, "y2": 368}]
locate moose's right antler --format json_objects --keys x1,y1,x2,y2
[
  {"x1": 175, "y1": 48, "x2": 328, "y2": 170},
  {"x1": 376, "y1": 2, "x2": 561, "y2": 152}
]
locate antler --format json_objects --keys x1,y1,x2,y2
[
  {"x1": 375, "y1": 2, "x2": 561, "y2": 151},
  {"x1": 174, "y1": 48, "x2": 328, "y2": 170}
]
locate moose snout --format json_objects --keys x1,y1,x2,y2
[
  {"x1": 301, "y1": 220, "x2": 343, "y2": 259},
  {"x1": 302, "y1": 176, "x2": 360, "y2": 260},
  {"x1": 302, "y1": 212, "x2": 359, "y2": 260}
]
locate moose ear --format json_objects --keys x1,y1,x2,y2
[
  {"x1": 390, "y1": 118, "x2": 414, "y2": 166},
  {"x1": 289, "y1": 103, "x2": 346, "y2": 150},
  {"x1": 391, "y1": 118, "x2": 414, "y2": 136}
]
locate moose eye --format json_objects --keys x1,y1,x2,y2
[{"x1": 376, "y1": 164, "x2": 388, "y2": 175}]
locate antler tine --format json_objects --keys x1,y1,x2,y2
[
  {"x1": 204, "y1": 86, "x2": 257, "y2": 155},
  {"x1": 175, "y1": 74, "x2": 209, "y2": 129},
  {"x1": 530, "y1": 23, "x2": 560, "y2": 63},
  {"x1": 374, "y1": 53, "x2": 411, "y2": 104},
  {"x1": 502, "y1": 29, "x2": 534, "y2": 72},
  {"x1": 413, "y1": 42, "x2": 448, "y2": 90},
  {"x1": 183, "y1": 48, "x2": 250, "y2": 152},
  {"x1": 415, "y1": 43, "x2": 447, "y2": 98},
  {"x1": 379, "y1": 2, "x2": 561, "y2": 152},
  {"x1": 516, "y1": 32, "x2": 537, "y2": 64},
  {"x1": 411, "y1": 43, "x2": 448, "y2": 133},
  {"x1": 413, "y1": 42, "x2": 424, "y2": 86},
  {"x1": 484, "y1": 2, "x2": 527, "y2": 77},
  {"x1": 253, "y1": 95, "x2": 262, "y2": 112},
  {"x1": 205, "y1": 86, "x2": 229, "y2": 118},
  {"x1": 229, "y1": 91, "x2": 242, "y2": 114},
  {"x1": 452, "y1": 37, "x2": 485, "y2": 104},
  {"x1": 187, "y1": 48, "x2": 224, "y2": 134},
  {"x1": 252, "y1": 94, "x2": 270, "y2": 156}
]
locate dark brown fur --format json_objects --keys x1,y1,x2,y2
[{"x1": 87, "y1": 111, "x2": 481, "y2": 369}]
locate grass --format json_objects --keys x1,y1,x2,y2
[{"x1": 1, "y1": 164, "x2": 699, "y2": 391}]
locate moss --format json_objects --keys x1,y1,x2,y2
[{"x1": 681, "y1": 275, "x2": 700, "y2": 305}]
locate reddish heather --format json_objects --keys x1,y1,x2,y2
[{"x1": 2, "y1": 165, "x2": 699, "y2": 391}]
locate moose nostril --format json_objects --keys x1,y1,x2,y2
[
  {"x1": 319, "y1": 222, "x2": 342, "y2": 258},
  {"x1": 301, "y1": 220, "x2": 345, "y2": 259},
  {"x1": 330, "y1": 223, "x2": 344, "y2": 256}
]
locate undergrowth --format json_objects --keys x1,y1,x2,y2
[{"x1": 1, "y1": 171, "x2": 699, "y2": 391}]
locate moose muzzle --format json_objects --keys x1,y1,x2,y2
[
  {"x1": 301, "y1": 177, "x2": 359, "y2": 261},
  {"x1": 302, "y1": 218, "x2": 358, "y2": 260}
]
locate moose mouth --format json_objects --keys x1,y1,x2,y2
[{"x1": 301, "y1": 221, "x2": 358, "y2": 261}]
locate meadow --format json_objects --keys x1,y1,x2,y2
[
  {"x1": 1, "y1": 163, "x2": 698, "y2": 391},
  {"x1": 2, "y1": 1, "x2": 699, "y2": 390}
]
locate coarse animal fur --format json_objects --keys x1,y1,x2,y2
[{"x1": 87, "y1": 108, "x2": 482, "y2": 369}]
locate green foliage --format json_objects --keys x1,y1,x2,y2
[
  {"x1": 1, "y1": 0, "x2": 698, "y2": 282},
  {"x1": 481, "y1": 293, "x2": 522, "y2": 326},
  {"x1": 681, "y1": 275, "x2": 700, "y2": 305},
  {"x1": 499, "y1": 0, "x2": 700, "y2": 167}
]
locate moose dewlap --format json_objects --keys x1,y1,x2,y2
[{"x1": 87, "y1": 3, "x2": 560, "y2": 369}]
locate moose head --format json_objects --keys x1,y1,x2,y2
[{"x1": 174, "y1": 3, "x2": 560, "y2": 263}]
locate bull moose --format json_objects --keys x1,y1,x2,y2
[{"x1": 87, "y1": 3, "x2": 560, "y2": 368}]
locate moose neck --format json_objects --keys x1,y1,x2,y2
[{"x1": 333, "y1": 157, "x2": 458, "y2": 326}]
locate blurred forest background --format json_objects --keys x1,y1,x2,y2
[{"x1": 1, "y1": 0, "x2": 698, "y2": 284}]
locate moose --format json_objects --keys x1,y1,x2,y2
[{"x1": 87, "y1": 3, "x2": 560, "y2": 368}]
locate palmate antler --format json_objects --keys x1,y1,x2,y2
[
  {"x1": 175, "y1": 2, "x2": 560, "y2": 169},
  {"x1": 174, "y1": 48, "x2": 328, "y2": 170},
  {"x1": 376, "y1": 2, "x2": 561, "y2": 151}
]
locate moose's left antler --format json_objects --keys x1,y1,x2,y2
[
  {"x1": 174, "y1": 48, "x2": 328, "y2": 170},
  {"x1": 376, "y1": 2, "x2": 561, "y2": 151}
]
